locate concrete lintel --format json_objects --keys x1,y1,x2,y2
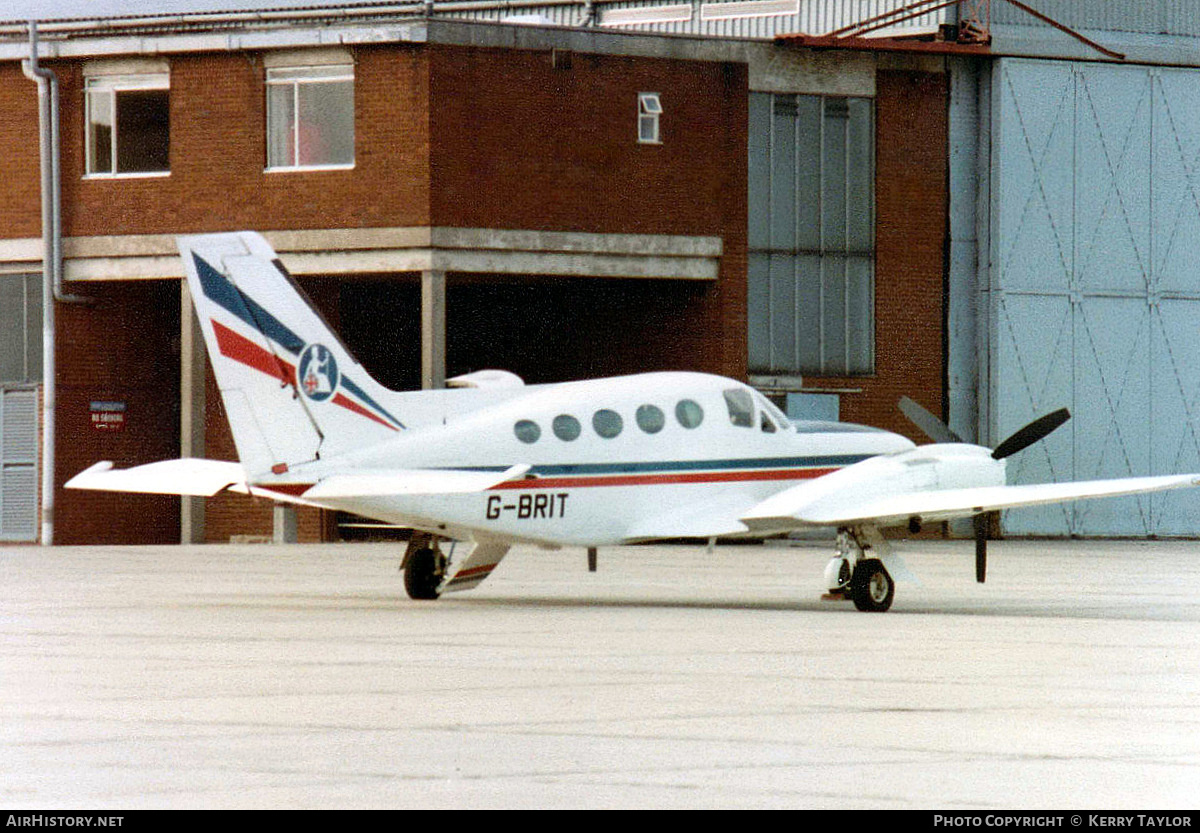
[{"x1": 9, "y1": 227, "x2": 723, "y2": 282}]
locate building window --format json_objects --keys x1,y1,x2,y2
[
  {"x1": 638, "y1": 93, "x2": 662, "y2": 144},
  {"x1": 0, "y1": 274, "x2": 42, "y2": 383},
  {"x1": 85, "y1": 74, "x2": 170, "y2": 176},
  {"x1": 748, "y1": 93, "x2": 875, "y2": 376},
  {"x1": 266, "y1": 65, "x2": 355, "y2": 170}
]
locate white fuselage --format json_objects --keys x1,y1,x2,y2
[{"x1": 273, "y1": 372, "x2": 917, "y2": 545}]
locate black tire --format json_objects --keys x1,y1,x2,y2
[
  {"x1": 404, "y1": 547, "x2": 442, "y2": 600},
  {"x1": 850, "y1": 559, "x2": 894, "y2": 613}
]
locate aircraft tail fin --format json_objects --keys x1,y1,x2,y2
[{"x1": 178, "y1": 232, "x2": 405, "y2": 477}]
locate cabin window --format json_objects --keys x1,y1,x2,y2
[
  {"x1": 85, "y1": 73, "x2": 171, "y2": 176},
  {"x1": 635, "y1": 404, "x2": 665, "y2": 434},
  {"x1": 593, "y1": 409, "x2": 624, "y2": 439},
  {"x1": 675, "y1": 399, "x2": 704, "y2": 429},
  {"x1": 266, "y1": 64, "x2": 355, "y2": 170},
  {"x1": 552, "y1": 414, "x2": 581, "y2": 441},
  {"x1": 514, "y1": 419, "x2": 541, "y2": 444},
  {"x1": 723, "y1": 388, "x2": 755, "y2": 428}
]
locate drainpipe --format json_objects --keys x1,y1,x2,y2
[{"x1": 23, "y1": 21, "x2": 89, "y2": 546}]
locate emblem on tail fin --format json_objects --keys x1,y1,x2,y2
[{"x1": 299, "y1": 344, "x2": 338, "y2": 402}]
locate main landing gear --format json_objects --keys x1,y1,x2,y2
[
  {"x1": 823, "y1": 527, "x2": 898, "y2": 613},
  {"x1": 402, "y1": 532, "x2": 445, "y2": 600}
]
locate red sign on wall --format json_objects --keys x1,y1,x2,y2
[{"x1": 90, "y1": 401, "x2": 126, "y2": 432}]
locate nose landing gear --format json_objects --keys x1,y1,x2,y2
[{"x1": 822, "y1": 527, "x2": 900, "y2": 613}]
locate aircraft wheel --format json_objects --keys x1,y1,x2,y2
[
  {"x1": 851, "y1": 559, "x2": 894, "y2": 613},
  {"x1": 404, "y1": 547, "x2": 443, "y2": 600}
]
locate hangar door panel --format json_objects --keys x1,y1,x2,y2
[{"x1": 992, "y1": 59, "x2": 1200, "y2": 535}]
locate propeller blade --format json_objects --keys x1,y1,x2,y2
[
  {"x1": 973, "y1": 513, "x2": 989, "y2": 584},
  {"x1": 899, "y1": 396, "x2": 962, "y2": 445},
  {"x1": 991, "y1": 408, "x2": 1070, "y2": 460}
]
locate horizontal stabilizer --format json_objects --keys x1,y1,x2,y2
[
  {"x1": 741, "y1": 473, "x2": 1200, "y2": 531},
  {"x1": 66, "y1": 459, "x2": 327, "y2": 507},
  {"x1": 302, "y1": 465, "x2": 531, "y2": 499},
  {"x1": 66, "y1": 459, "x2": 249, "y2": 497}
]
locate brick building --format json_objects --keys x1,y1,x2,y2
[{"x1": 0, "y1": 6, "x2": 950, "y2": 544}]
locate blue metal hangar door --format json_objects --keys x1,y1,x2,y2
[{"x1": 989, "y1": 57, "x2": 1200, "y2": 536}]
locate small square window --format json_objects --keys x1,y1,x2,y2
[
  {"x1": 266, "y1": 65, "x2": 355, "y2": 171},
  {"x1": 85, "y1": 75, "x2": 170, "y2": 176},
  {"x1": 638, "y1": 92, "x2": 662, "y2": 144}
]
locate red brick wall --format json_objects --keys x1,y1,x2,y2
[
  {"x1": 802, "y1": 69, "x2": 948, "y2": 443},
  {"x1": 46, "y1": 47, "x2": 431, "y2": 237},
  {"x1": 0, "y1": 64, "x2": 42, "y2": 239},
  {"x1": 54, "y1": 281, "x2": 182, "y2": 544},
  {"x1": 429, "y1": 44, "x2": 748, "y2": 380}
]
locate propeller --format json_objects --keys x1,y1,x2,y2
[
  {"x1": 898, "y1": 396, "x2": 962, "y2": 445},
  {"x1": 898, "y1": 398, "x2": 1072, "y2": 584},
  {"x1": 990, "y1": 408, "x2": 1070, "y2": 460}
]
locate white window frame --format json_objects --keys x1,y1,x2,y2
[
  {"x1": 638, "y1": 92, "x2": 662, "y2": 144},
  {"x1": 265, "y1": 64, "x2": 356, "y2": 172},
  {"x1": 84, "y1": 73, "x2": 171, "y2": 179}
]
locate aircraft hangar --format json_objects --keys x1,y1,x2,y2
[{"x1": 1, "y1": 0, "x2": 1199, "y2": 544}]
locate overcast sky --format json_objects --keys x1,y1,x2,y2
[{"x1": 3, "y1": 1, "x2": 348, "y2": 23}]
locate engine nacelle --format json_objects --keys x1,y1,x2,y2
[{"x1": 742, "y1": 443, "x2": 1007, "y2": 534}]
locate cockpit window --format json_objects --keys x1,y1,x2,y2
[
  {"x1": 755, "y1": 392, "x2": 790, "y2": 426},
  {"x1": 514, "y1": 419, "x2": 541, "y2": 444},
  {"x1": 636, "y1": 404, "x2": 665, "y2": 434},
  {"x1": 593, "y1": 409, "x2": 624, "y2": 439},
  {"x1": 723, "y1": 388, "x2": 755, "y2": 428},
  {"x1": 552, "y1": 414, "x2": 581, "y2": 441},
  {"x1": 760, "y1": 412, "x2": 777, "y2": 433},
  {"x1": 675, "y1": 399, "x2": 704, "y2": 429}
]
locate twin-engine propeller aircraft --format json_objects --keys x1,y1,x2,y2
[{"x1": 67, "y1": 232, "x2": 1200, "y2": 612}]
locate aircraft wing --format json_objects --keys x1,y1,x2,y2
[
  {"x1": 741, "y1": 473, "x2": 1200, "y2": 531},
  {"x1": 621, "y1": 491, "x2": 755, "y2": 541}
]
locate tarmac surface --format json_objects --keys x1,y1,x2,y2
[{"x1": 3, "y1": 537, "x2": 1200, "y2": 809}]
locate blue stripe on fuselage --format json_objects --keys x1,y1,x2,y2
[{"x1": 455, "y1": 454, "x2": 874, "y2": 476}]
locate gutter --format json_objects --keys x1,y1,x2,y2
[{"x1": 22, "y1": 20, "x2": 90, "y2": 546}]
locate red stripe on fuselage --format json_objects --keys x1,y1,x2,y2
[
  {"x1": 491, "y1": 467, "x2": 839, "y2": 490},
  {"x1": 212, "y1": 320, "x2": 295, "y2": 384},
  {"x1": 250, "y1": 467, "x2": 839, "y2": 497}
]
